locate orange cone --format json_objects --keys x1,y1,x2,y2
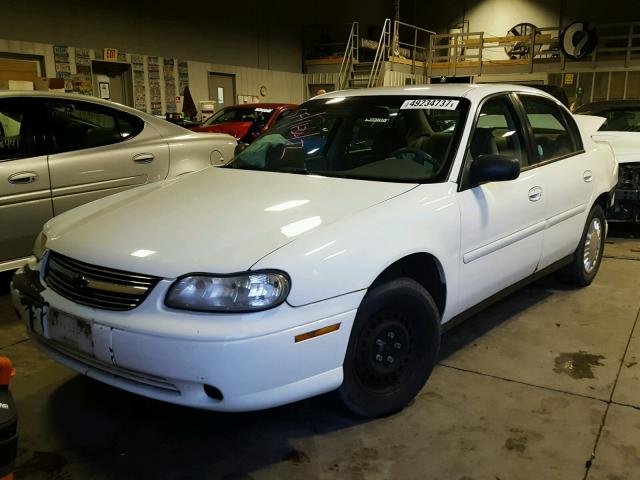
[{"x1": 0, "y1": 357, "x2": 17, "y2": 480}]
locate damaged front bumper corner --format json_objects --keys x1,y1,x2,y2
[{"x1": 10, "y1": 261, "x2": 49, "y2": 335}]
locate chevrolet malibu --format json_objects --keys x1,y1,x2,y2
[{"x1": 12, "y1": 85, "x2": 618, "y2": 417}]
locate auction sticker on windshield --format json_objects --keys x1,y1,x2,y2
[{"x1": 401, "y1": 99, "x2": 460, "y2": 110}]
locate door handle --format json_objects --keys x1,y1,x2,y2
[
  {"x1": 8, "y1": 171, "x2": 39, "y2": 184},
  {"x1": 528, "y1": 186, "x2": 543, "y2": 202},
  {"x1": 583, "y1": 170, "x2": 593, "y2": 182},
  {"x1": 133, "y1": 153, "x2": 154, "y2": 164}
]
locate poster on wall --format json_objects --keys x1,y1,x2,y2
[
  {"x1": 131, "y1": 55, "x2": 147, "y2": 112},
  {"x1": 178, "y1": 60, "x2": 189, "y2": 96},
  {"x1": 74, "y1": 48, "x2": 93, "y2": 95},
  {"x1": 147, "y1": 56, "x2": 162, "y2": 116},
  {"x1": 53, "y1": 45, "x2": 72, "y2": 91},
  {"x1": 75, "y1": 48, "x2": 91, "y2": 67},
  {"x1": 164, "y1": 58, "x2": 177, "y2": 113}
]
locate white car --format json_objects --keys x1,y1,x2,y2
[
  {"x1": 0, "y1": 91, "x2": 236, "y2": 273},
  {"x1": 11, "y1": 85, "x2": 617, "y2": 418},
  {"x1": 575, "y1": 101, "x2": 640, "y2": 222}
]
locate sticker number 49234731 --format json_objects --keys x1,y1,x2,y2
[{"x1": 400, "y1": 99, "x2": 460, "y2": 110}]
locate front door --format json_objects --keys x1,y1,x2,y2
[
  {"x1": 44, "y1": 99, "x2": 169, "y2": 215},
  {"x1": 208, "y1": 73, "x2": 236, "y2": 110},
  {"x1": 0, "y1": 98, "x2": 53, "y2": 264},
  {"x1": 455, "y1": 94, "x2": 545, "y2": 314}
]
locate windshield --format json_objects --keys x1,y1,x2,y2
[
  {"x1": 582, "y1": 107, "x2": 640, "y2": 132},
  {"x1": 226, "y1": 96, "x2": 469, "y2": 183},
  {"x1": 203, "y1": 106, "x2": 275, "y2": 126}
]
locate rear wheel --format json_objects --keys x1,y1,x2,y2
[
  {"x1": 339, "y1": 278, "x2": 440, "y2": 418},
  {"x1": 559, "y1": 204, "x2": 606, "y2": 286}
]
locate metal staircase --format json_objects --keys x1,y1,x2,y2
[{"x1": 338, "y1": 22, "x2": 360, "y2": 89}]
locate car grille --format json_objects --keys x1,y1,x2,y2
[
  {"x1": 45, "y1": 251, "x2": 160, "y2": 311},
  {"x1": 619, "y1": 163, "x2": 640, "y2": 190}
]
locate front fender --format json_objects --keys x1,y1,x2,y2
[{"x1": 252, "y1": 184, "x2": 461, "y2": 313}]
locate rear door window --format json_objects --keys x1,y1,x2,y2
[
  {"x1": 0, "y1": 98, "x2": 43, "y2": 160},
  {"x1": 46, "y1": 100, "x2": 143, "y2": 152},
  {"x1": 518, "y1": 95, "x2": 580, "y2": 164}
]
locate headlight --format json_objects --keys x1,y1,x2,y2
[
  {"x1": 165, "y1": 271, "x2": 290, "y2": 313},
  {"x1": 33, "y1": 231, "x2": 47, "y2": 260}
]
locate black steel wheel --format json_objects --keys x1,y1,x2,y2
[{"x1": 339, "y1": 277, "x2": 440, "y2": 418}]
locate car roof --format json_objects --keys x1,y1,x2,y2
[
  {"x1": 225, "y1": 103, "x2": 297, "y2": 109},
  {"x1": 317, "y1": 84, "x2": 556, "y2": 103}
]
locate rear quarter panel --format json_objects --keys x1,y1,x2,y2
[{"x1": 163, "y1": 133, "x2": 237, "y2": 177}]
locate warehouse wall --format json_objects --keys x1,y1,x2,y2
[
  {"x1": 0, "y1": 38, "x2": 305, "y2": 113},
  {"x1": 403, "y1": 0, "x2": 640, "y2": 34},
  {"x1": 1, "y1": 0, "x2": 303, "y2": 73}
]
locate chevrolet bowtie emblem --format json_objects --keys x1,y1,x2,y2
[{"x1": 73, "y1": 274, "x2": 89, "y2": 289}]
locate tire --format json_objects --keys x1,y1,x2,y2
[
  {"x1": 339, "y1": 277, "x2": 441, "y2": 418},
  {"x1": 559, "y1": 204, "x2": 606, "y2": 287}
]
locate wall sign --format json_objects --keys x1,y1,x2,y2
[
  {"x1": 561, "y1": 22, "x2": 598, "y2": 60},
  {"x1": 103, "y1": 48, "x2": 118, "y2": 62}
]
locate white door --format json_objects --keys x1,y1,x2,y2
[
  {"x1": 44, "y1": 99, "x2": 169, "y2": 215},
  {"x1": 516, "y1": 94, "x2": 594, "y2": 269},
  {"x1": 456, "y1": 94, "x2": 546, "y2": 314}
]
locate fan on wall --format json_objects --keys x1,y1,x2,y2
[{"x1": 504, "y1": 23, "x2": 542, "y2": 59}]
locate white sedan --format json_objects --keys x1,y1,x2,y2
[
  {"x1": 0, "y1": 91, "x2": 236, "y2": 273},
  {"x1": 11, "y1": 84, "x2": 617, "y2": 417}
]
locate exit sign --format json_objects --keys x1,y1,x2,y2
[{"x1": 104, "y1": 48, "x2": 118, "y2": 62}]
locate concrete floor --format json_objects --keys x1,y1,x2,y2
[{"x1": 1, "y1": 225, "x2": 639, "y2": 480}]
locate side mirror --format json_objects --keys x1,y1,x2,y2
[{"x1": 469, "y1": 154, "x2": 520, "y2": 186}]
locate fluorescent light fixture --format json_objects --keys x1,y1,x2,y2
[
  {"x1": 130, "y1": 249, "x2": 155, "y2": 258},
  {"x1": 280, "y1": 216, "x2": 322, "y2": 238},
  {"x1": 264, "y1": 199, "x2": 310, "y2": 212},
  {"x1": 326, "y1": 97, "x2": 346, "y2": 104},
  {"x1": 403, "y1": 87, "x2": 431, "y2": 91}
]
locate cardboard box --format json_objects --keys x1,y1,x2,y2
[{"x1": 0, "y1": 80, "x2": 34, "y2": 91}]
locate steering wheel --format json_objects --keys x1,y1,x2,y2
[{"x1": 389, "y1": 147, "x2": 440, "y2": 170}]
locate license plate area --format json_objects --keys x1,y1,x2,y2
[{"x1": 46, "y1": 309, "x2": 94, "y2": 356}]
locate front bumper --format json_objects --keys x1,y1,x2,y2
[
  {"x1": 608, "y1": 188, "x2": 640, "y2": 222},
  {"x1": 11, "y1": 262, "x2": 363, "y2": 411}
]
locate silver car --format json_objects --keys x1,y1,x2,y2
[{"x1": 0, "y1": 91, "x2": 236, "y2": 272}]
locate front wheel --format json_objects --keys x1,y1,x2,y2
[
  {"x1": 559, "y1": 204, "x2": 606, "y2": 286},
  {"x1": 339, "y1": 278, "x2": 440, "y2": 418}
]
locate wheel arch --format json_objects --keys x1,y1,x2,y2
[{"x1": 369, "y1": 252, "x2": 447, "y2": 318}]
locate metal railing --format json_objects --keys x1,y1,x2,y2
[
  {"x1": 338, "y1": 22, "x2": 359, "y2": 90},
  {"x1": 368, "y1": 18, "x2": 391, "y2": 87},
  {"x1": 391, "y1": 20, "x2": 436, "y2": 76}
]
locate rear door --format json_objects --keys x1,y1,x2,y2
[
  {"x1": 515, "y1": 94, "x2": 592, "y2": 269},
  {"x1": 44, "y1": 99, "x2": 169, "y2": 215},
  {"x1": 456, "y1": 93, "x2": 546, "y2": 313},
  {"x1": 0, "y1": 97, "x2": 53, "y2": 264}
]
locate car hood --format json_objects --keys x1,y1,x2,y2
[
  {"x1": 44, "y1": 168, "x2": 416, "y2": 278},
  {"x1": 191, "y1": 122, "x2": 251, "y2": 139},
  {"x1": 592, "y1": 132, "x2": 640, "y2": 164}
]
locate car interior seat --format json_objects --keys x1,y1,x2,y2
[{"x1": 470, "y1": 128, "x2": 499, "y2": 159}]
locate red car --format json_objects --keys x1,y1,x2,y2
[{"x1": 192, "y1": 103, "x2": 297, "y2": 143}]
